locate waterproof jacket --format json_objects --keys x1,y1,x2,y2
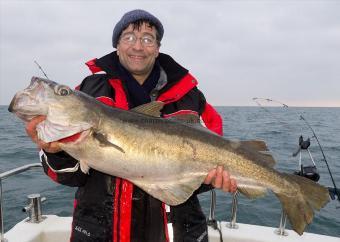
[{"x1": 40, "y1": 52, "x2": 223, "y2": 242}]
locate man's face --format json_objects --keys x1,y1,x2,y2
[{"x1": 117, "y1": 23, "x2": 160, "y2": 81}]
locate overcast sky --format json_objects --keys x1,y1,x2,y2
[{"x1": 1, "y1": 0, "x2": 339, "y2": 107}]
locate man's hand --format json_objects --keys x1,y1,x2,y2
[
  {"x1": 204, "y1": 166, "x2": 237, "y2": 193},
  {"x1": 25, "y1": 116, "x2": 61, "y2": 153}
]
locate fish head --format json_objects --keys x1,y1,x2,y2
[
  {"x1": 9, "y1": 76, "x2": 95, "y2": 142},
  {"x1": 9, "y1": 77, "x2": 72, "y2": 120}
]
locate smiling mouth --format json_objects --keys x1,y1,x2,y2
[{"x1": 129, "y1": 55, "x2": 145, "y2": 61}]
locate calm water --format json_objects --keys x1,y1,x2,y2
[{"x1": 0, "y1": 105, "x2": 339, "y2": 237}]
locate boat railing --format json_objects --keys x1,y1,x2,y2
[
  {"x1": 275, "y1": 210, "x2": 288, "y2": 236},
  {"x1": 1, "y1": 164, "x2": 293, "y2": 242},
  {"x1": 207, "y1": 189, "x2": 288, "y2": 236},
  {"x1": 227, "y1": 191, "x2": 239, "y2": 229},
  {"x1": 0, "y1": 163, "x2": 43, "y2": 242}
]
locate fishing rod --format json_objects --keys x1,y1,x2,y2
[
  {"x1": 299, "y1": 115, "x2": 340, "y2": 203},
  {"x1": 34, "y1": 60, "x2": 50, "y2": 79},
  {"x1": 253, "y1": 97, "x2": 340, "y2": 204}
]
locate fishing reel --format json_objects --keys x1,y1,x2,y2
[
  {"x1": 253, "y1": 97, "x2": 340, "y2": 203},
  {"x1": 292, "y1": 135, "x2": 320, "y2": 182}
]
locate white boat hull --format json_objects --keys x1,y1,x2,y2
[{"x1": 4, "y1": 215, "x2": 340, "y2": 242}]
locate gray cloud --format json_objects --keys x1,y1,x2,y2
[{"x1": 1, "y1": 0, "x2": 339, "y2": 106}]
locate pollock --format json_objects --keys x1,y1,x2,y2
[{"x1": 9, "y1": 77, "x2": 329, "y2": 235}]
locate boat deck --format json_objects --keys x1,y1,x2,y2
[{"x1": 4, "y1": 215, "x2": 340, "y2": 242}]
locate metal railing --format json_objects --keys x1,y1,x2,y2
[
  {"x1": 226, "y1": 191, "x2": 239, "y2": 229},
  {"x1": 275, "y1": 210, "x2": 288, "y2": 236},
  {"x1": 1, "y1": 164, "x2": 294, "y2": 241},
  {"x1": 208, "y1": 189, "x2": 288, "y2": 236},
  {"x1": 208, "y1": 189, "x2": 216, "y2": 222},
  {"x1": 0, "y1": 163, "x2": 42, "y2": 242}
]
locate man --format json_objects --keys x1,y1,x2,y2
[{"x1": 26, "y1": 9, "x2": 236, "y2": 242}]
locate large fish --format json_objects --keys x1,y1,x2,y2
[{"x1": 9, "y1": 77, "x2": 329, "y2": 235}]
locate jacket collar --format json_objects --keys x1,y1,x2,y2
[{"x1": 90, "y1": 51, "x2": 189, "y2": 87}]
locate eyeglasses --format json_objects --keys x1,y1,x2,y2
[{"x1": 119, "y1": 33, "x2": 157, "y2": 47}]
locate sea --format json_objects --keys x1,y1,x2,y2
[{"x1": 0, "y1": 105, "x2": 339, "y2": 237}]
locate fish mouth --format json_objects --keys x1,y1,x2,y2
[
  {"x1": 8, "y1": 95, "x2": 46, "y2": 122},
  {"x1": 8, "y1": 78, "x2": 49, "y2": 121},
  {"x1": 7, "y1": 94, "x2": 35, "y2": 121},
  {"x1": 8, "y1": 95, "x2": 16, "y2": 113},
  {"x1": 9, "y1": 77, "x2": 48, "y2": 113}
]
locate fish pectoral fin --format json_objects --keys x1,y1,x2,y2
[
  {"x1": 93, "y1": 132, "x2": 125, "y2": 153},
  {"x1": 131, "y1": 101, "x2": 164, "y2": 117},
  {"x1": 237, "y1": 186, "x2": 267, "y2": 199},
  {"x1": 131, "y1": 174, "x2": 206, "y2": 206}
]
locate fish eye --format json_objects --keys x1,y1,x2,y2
[
  {"x1": 55, "y1": 85, "x2": 72, "y2": 96},
  {"x1": 60, "y1": 88, "x2": 70, "y2": 96}
]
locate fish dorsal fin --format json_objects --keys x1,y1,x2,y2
[
  {"x1": 241, "y1": 140, "x2": 268, "y2": 151},
  {"x1": 167, "y1": 113, "x2": 201, "y2": 127},
  {"x1": 132, "y1": 102, "x2": 218, "y2": 137},
  {"x1": 237, "y1": 140, "x2": 276, "y2": 168},
  {"x1": 168, "y1": 113, "x2": 200, "y2": 123},
  {"x1": 258, "y1": 150, "x2": 275, "y2": 168},
  {"x1": 167, "y1": 114, "x2": 219, "y2": 136},
  {"x1": 131, "y1": 101, "x2": 164, "y2": 117}
]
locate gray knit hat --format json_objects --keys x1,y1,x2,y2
[{"x1": 112, "y1": 9, "x2": 164, "y2": 48}]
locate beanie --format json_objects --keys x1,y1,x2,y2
[{"x1": 112, "y1": 9, "x2": 164, "y2": 48}]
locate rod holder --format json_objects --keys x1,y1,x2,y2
[
  {"x1": 23, "y1": 194, "x2": 46, "y2": 223},
  {"x1": 226, "y1": 191, "x2": 238, "y2": 229},
  {"x1": 207, "y1": 189, "x2": 218, "y2": 229},
  {"x1": 0, "y1": 163, "x2": 42, "y2": 242},
  {"x1": 208, "y1": 189, "x2": 216, "y2": 221},
  {"x1": 275, "y1": 210, "x2": 288, "y2": 236}
]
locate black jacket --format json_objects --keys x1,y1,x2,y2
[{"x1": 41, "y1": 52, "x2": 212, "y2": 242}]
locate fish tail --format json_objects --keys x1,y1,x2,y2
[{"x1": 274, "y1": 173, "x2": 329, "y2": 235}]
